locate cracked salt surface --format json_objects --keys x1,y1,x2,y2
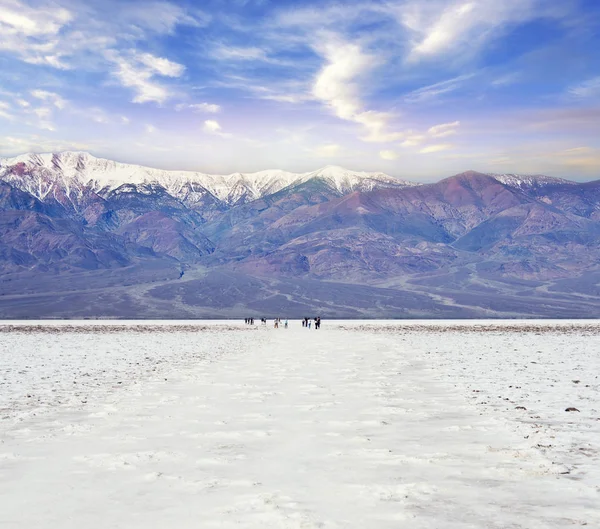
[{"x1": 0, "y1": 320, "x2": 598, "y2": 528}]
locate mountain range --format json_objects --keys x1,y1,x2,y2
[{"x1": 1, "y1": 151, "x2": 599, "y2": 319}]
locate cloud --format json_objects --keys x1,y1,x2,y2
[
  {"x1": 404, "y1": 74, "x2": 475, "y2": 103},
  {"x1": 379, "y1": 150, "x2": 398, "y2": 160},
  {"x1": 0, "y1": 0, "x2": 73, "y2": 68},
  {"x1": 203, "y1": 119, "x2": 232, "y2": 138},
  {"x1": 203, "y1": 119, "x2": 221, "y2": 133},
  {"x1": 491, "y1": 72, "x2": 520, "y2": 87},
  {"x1": 117, "y1": 1, "x2": 209, "y2": 36},
  {"x1": 213, "y1": 45, "x2": 268, "y2": 61},
  {"x1": 30, "y1": 90, "x2": 67, "y2": 109},
  {"x1": 312, "y1": 37, "x2": 403, "y2": 143},
  {"x1": 314, "y1": 143, "x2": 341, "y2": 157},
  {"x1": 136, "y1": 52, "x2": 185, "y2": 77},
  {"x1": 568, "y1": 77, "x2": 600, "y2": 99},
  {"x1": 109, "y1": 51, "x2": 184, "y2": 104},
  {"x1": 428, "y1": 120, "x2": 460, "y2": 138},
  {"x1": 175, "y1": 102, "x2": 221, "y2": 113},
  {"x1": 0, "y1": 101, "x2": 15, "y2": 121},
  {"x1": 419, "y1": 143, "x2": 453, "y2": 154},
  {"x1": 400, "y1": 134, "x2": 426, "y2": 147},
  {"x1": 402, "y1": 0, "x2": 540, "y2": 62},
  {"x1": 215, "y1": 74, "x2": 311, "y2": 105},
  {"x1": 555, "y1": 146, "x2": 594, "y2": 157},
  {"x1": 487, "y1": 145, "x2": 600, "y2": 175},
  {"x1": 0, "y1": 134, "x2": 90, "y2": 156},
  {"x1": 145, "y1": 124, "x2": 157, "y2": 133}
]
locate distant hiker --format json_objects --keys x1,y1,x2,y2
[
  {"x1": 308, "y1": 320, "x2": 311, "y2": 329},
  {"x1": 274, "y1": 319, "x2": 279, "y2": 329},
  {"x1": 284, "y1": 319, "x2": 288, "y2": 329},
  {"x1": 179, "y1": 270, "x2": 184, "y2": 279}
]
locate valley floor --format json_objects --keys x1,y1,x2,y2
[{"x1": 0, "y1": 321, "x2": 599, "y2": 528}]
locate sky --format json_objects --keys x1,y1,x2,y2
[{"x1": 0, "y1": 0, "x2": 599, "y2": 181}]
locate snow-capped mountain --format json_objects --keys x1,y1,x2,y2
[
  {"x1": 0, "y1": 152, "x2": 415, "y2": 208},
  {"x1": 297, "y1": 166, "x2": 417, "y2": 193},
  {"x1": 488, "y1": 173, "x2": 577, "y2": 190}
]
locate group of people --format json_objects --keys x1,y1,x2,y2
[
  {"x1": 302, "y1": 317, "x2": 321, "y2": 329},
  {"x1": 243, "y1": 317, "x2": 322, "y2": 329}
]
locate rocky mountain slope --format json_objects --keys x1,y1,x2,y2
[{"x1": 1, "y1": 152, "x2": 598, "y2": 318}]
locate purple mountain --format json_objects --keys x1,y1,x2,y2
[{"x1": 0, "y1": 153, "x2": 599, "y2": 319}]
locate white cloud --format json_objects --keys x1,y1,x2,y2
[
  {"x1": 110, "y1": 51, "x2": 184, "y2": 104},
  {"x1": 145, "y1": 124, "x2": 157, "y2": 133},
  {"x1": 0, "y1": 134, "x2": 90, "y2": 156},
  {"x1": 402, "y1": 0, "x2": 539, "y2": 62},
  {"x1": 400, "y1": 134, "x2": 426, "y2": 147},
  {"x1": 121, "y1": 116, "x2": 130, "y2": 124},
  {"x1": 176, "y1": 102, "x2": 221, "y2": 113},
  {"x1": 491, "y1": 72, "x2": 520, "y2": 87},
  {"x1": 419, "y1": 143, "x2": 453, "y2": 154},
  {"x1": 29, "y1": 106, "x2": 55, "y2": 130},
  {"x1": 213, "y1": 45, "x2": 268, "y2": 61},
  {"x1": 32, "y1": 107, "x2": 52, "y2": 120},
  {"x1": 204, "y1": 119, "x2": 221, "y2": 133},
  {"x1": 118, "y1": 1, "x2": 209, "y2": 36},
  {"x1": 30, "y1": 90, "x2": 67, "y2": 109},
  {"x1": 0, "y1": 101, "x2": 14, "y2": 121},
  {"x1": 0, "y1": 0, "x2": 205, "y2": 72},
  {"x1": 428, "y1": 120, "x2": 460, "y2": 138},
  {"x1": 404, "y1": 74, "x2": 475, "y2": 104},
  {"x1": 568, "y1": 77, "x2": 600, "y2": 99},
  {"x1": 312, "y1": 37, "x2": 403, "y2": 143},
  {"x1": 314, "y1": 144, "x2": 341, "y2": 157},
  {"x1": 558, "y1": 147, "x2": 593, "y2": 156},
  {"x1": 379, "y1": 150, "x2": 398, "y2": 160},
  {"x1": 0, "y1": 0, "x2": 72, "y2": 37},
  {"x1": 203, "y1": 119, "x2": 232, "y2": 138},
  {"x1": 216, "y1": 75, "x2": 311, "y2": 105},
  {"x1": 0, "y1": 0, "x2": 73, "y2": 68},
  {"x1": 136, "y1": 52, "x2": 185, "y2": 77}
]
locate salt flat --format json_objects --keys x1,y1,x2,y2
[{"x1": 0, "y1": 321, "x2": 598, "y2": 528}]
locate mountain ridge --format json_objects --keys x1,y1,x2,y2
[
  {"x1": 0, "y1": 152, "x2": 416, "y2": 208},
  {"x1": 1, "y1": 151, "x2": 599, "y2": 318}
]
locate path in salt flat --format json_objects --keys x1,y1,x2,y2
[{"x1": 0, "y1": 324, "x2": 597, "y2": 528}]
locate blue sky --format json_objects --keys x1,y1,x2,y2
[{"x1": 0, "y1": 0, "x2": 599, "y2": 180}]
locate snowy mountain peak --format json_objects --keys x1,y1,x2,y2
[
  {"x1": 489, "y1": 173, "x2": 576, "y2": 189},
  {"x1": 0, "y1": 152, "x2": 417, "y2": 206},
  {"x1": 303, "y1": 165, "x2": 417, "y2": 194}
]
